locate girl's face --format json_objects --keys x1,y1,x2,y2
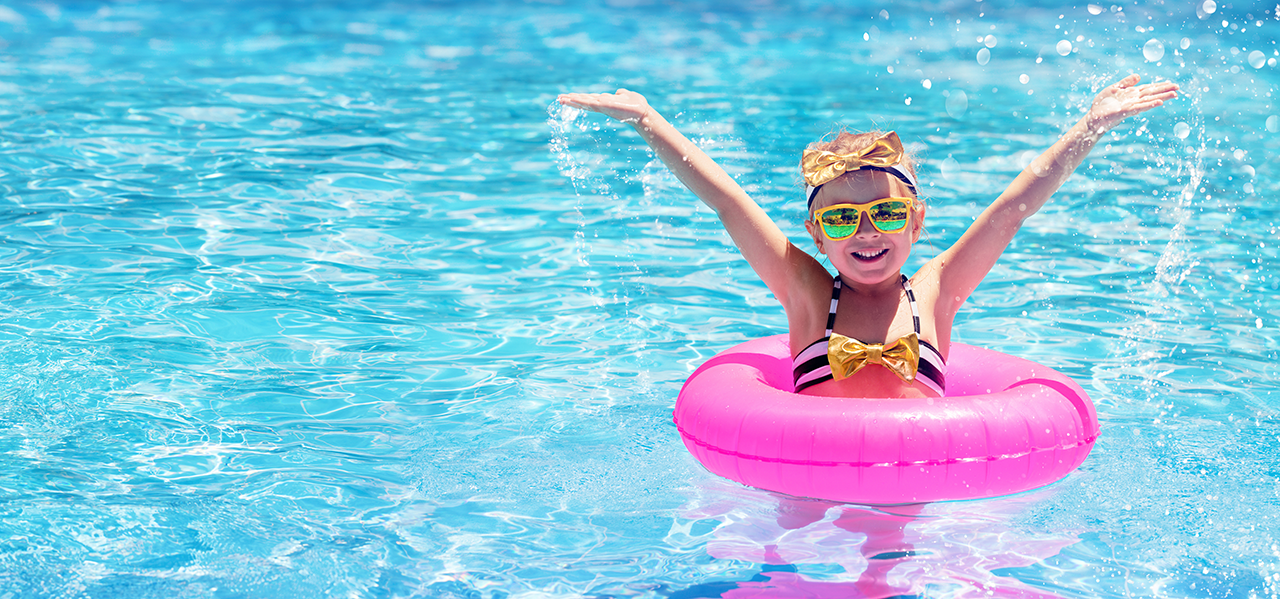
[{"x1": 804, "y1": 170, "x2": 924, "y2": 286}]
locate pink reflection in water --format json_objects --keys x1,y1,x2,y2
[{"x1": 681, "y1": 484, "x2": 1080, "y2": 598}]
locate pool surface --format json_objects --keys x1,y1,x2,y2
[{"x1": 1, "y1": 0, "x2": 1278, "y2": 596}]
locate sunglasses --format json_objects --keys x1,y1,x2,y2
[{"x1": 812, "y1": 198, "x2": 917, "y2": 240}]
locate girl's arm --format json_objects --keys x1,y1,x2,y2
[
  {"x1": 930, "y1": 74, "x2": 1179, "y2": 316},
  {"x1": 557, "y1": 89, "x2": 827, "y2": 308}
]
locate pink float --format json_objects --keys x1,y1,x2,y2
[{"x1": 674, "y1": 335, "x2": 1099, "y2": 504}]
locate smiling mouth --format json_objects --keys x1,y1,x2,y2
[{"x1": 852, "y1": 249, "x2": 888, "y2": 262}]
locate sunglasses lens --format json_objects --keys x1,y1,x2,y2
[
  {"x1": 869, "y1": 201, "x2": 909, "y2": 232},
  {"x1": 820, "y1": 208, "x2": 859, "y2": 239}
]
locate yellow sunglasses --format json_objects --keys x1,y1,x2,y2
[{"x1": 812, "y1": 198, "x2": 916, "y2": 240}]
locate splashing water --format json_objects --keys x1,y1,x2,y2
[{"x1": 548, "y1": 102, "x2": 619, "y2": 203}]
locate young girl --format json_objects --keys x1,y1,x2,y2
[{"x1": 558, "y1": 75, "x2": 1178, "y2": 399}]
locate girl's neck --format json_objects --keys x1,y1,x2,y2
[{"x1": 838, "y1": 272, "x2": 904, "y2": 298}]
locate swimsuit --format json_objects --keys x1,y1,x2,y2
[{"x1": 792, "y1": 275, "x2": 947, "y2": 395}]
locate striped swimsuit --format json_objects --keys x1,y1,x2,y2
[{"x1": 792, "y1": 275, "x2": 947, "y2": 396}]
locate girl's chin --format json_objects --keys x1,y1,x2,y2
[{"x1": 835, "y1": 267, "x2": 901, "y2": 285}]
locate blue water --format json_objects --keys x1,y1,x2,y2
[{"x1": 1, "y1": 0, "x2": 1278, "y2": 596}]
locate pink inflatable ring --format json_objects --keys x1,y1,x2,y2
[{"x1": 674, "y1": 335, "x2": 1099, "y2": 504}]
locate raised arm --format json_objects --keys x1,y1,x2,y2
[
  {"x1": 930, "y1": 74, "x2": 1180, "y2": 316},
  {"x1": 557, "y1": 89, "x2": 826, "y2": 307}
]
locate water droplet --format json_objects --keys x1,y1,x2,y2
[
  {"x1": 941, "y1": 155, "x2": 960, "y2": 179},
  {"x1": 1143, "y1": 39, "x2": 1165, "y2": 62},
  {"x1": 1202, "y1": 0, "x2": 1216, "y2": 14},
  {"x1": 1257, "y1": 318, "x2": 1263, "y2": 329},
  {"x1": 905, "y1": 97, "x2": 912, "y2": 105},
  {"x1": 1233, "y1": 149, "x2": 1246, "y2": 160},
  {"x1": 946, "y1": 90, "x2": 969, "y2": 118},
  {"x1": 922, "y1": 79, "x2": 932, "y2": 89},
  {"x1": 1267, "y1": 115, "x2": 1279, "y2": 133},
  {"x1": 887, "y1": 65, "x2": 895, "y2": 74},
  {"x1": 1019, "y1": 74, "x2": 1030, "y2": 84},
  {"x1": 1180, "y1": 38, "x2": 1191, "y2": 50},
  {"x1": 1249, "y1": 50, "x2": 1266, "y2": 69},
  {"x1": 977, "y1": 48, "x2": 991, "y2": 65},
  {"x1": 984, "y1": 35, "x2": 998, "y2": 48},
  {"x1": 1174, "y1": 122, "x2": 1190, "y2": 139},
  {"x1": 1087, "y1": 4, "x2": 1103, "y2": 15},
  {"x1": 1056, "y1": 40, "x2": 1072, "y2": 56}
]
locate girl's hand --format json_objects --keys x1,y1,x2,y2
[
  {"x1": 1087, "y1": 74, "x2": 1180, "y2": 131},
  {"x1": 557, "y1": 89, "x2": 651, "y2": 125}
]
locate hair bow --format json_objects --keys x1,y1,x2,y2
[
  {"x1": 801, "y1": 131, "x2": 908, "y2": 188},
  {"x1": 827, "y1": 331, "x2": 920, "y2": 383}
]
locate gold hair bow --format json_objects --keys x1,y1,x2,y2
[
  {"x1": 801, "y1": 131, "x2": 907, "y2": 188},
  {"x1": 828, "y1": 331, "x2": 919, "y2": 383}
]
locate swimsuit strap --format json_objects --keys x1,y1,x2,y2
[
  {"x1": 830, "y1": 275, "x2": 919, "y2": 336},
  {"x1": 824, "y1": 277, "x2": 842, "y2": 337},
  {"x1": 900, "y1": 274, "x2": 921, "y2": 335}
]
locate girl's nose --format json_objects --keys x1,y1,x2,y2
[{"x1": 855, "y1": 212, "x2": 880, "y2": 236}]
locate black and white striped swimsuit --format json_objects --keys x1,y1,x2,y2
[{"x1": 792, "y1": 275, "x2": 947, "y2": 396}]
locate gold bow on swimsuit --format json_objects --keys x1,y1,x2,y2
[
  {"x1": 828, "y1": 331, "x2": 920, "y2": 383},
  {"x1": 801, "y1": 131, "x2": 907, "y2": 187}
]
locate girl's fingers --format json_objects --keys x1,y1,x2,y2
[
  {"x1": 1140, "y1": 90, "x2": 1179, "y2": 104},
  {"x1": 1114, "y1": 74, "x2": 1141, "y2": 88},
  {"x1": 1137, "y1": 82, "x2": 1180, "y2": 95}
]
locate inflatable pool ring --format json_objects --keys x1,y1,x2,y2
[{"x1": 674, "y1": 335, "x2": 1099, "y2": 504}]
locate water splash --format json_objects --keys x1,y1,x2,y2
[
  {"x1": 1106, "y1": 81, "x2": 1206, "y2": 400},
  {"x1": 1151, "y1": 87, "x2": 1205, "y2": 293},
  {"x1": 548, "y1": 101, "x2": 616, "y2": 269},
  {"x1": 545, "y1": 100, "x2": 652, "y2": 386},
  {"x1": 548, "y1": 101, "x2": 619, "y2": 203}
]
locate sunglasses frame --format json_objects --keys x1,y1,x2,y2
[{"x1": 812, "y1": 198, "x2": 918, "y2": 240}]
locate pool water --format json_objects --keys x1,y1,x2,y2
[{"x1": 1, "y1": 0, "x2": 1278, "y2": 596}]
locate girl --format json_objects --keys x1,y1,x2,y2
[{"x1": 558, "y1": 75, "x2": 1178, "y2": 398}]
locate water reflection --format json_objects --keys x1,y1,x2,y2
[{"x1": 675, "y1": 485, "x2": 1082, "y2": 597}]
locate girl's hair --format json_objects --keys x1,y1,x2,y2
[{"x1": 803, "y1": 130, "x2": 921, "y2": 189}]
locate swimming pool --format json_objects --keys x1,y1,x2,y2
[{"x1": 0, "y1": 0, "x2": 1277, "y2": 596}]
